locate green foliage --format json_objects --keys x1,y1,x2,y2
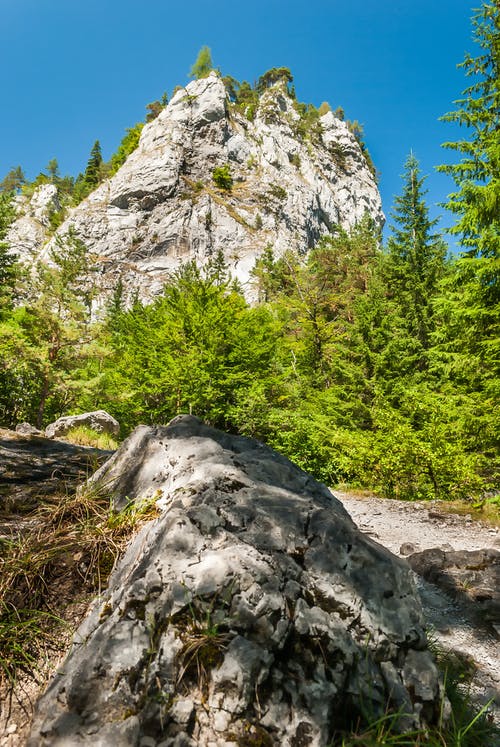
[
  {"x1": 256, "y1": 67, "x2": 293, "y2": 94},
  {"x1": 99, "y1": 260, "x2": 279, "y2": 432},
  {"x1": 436, "y1": 2, "x2": 499, "y2": 399},
  {"x1": 0, "y1": 231, "x2": 104, "y2": 427},
  {"x1": 0, "y1": 192, "x2": 19, "y2": 318},
  {"x1": 346, "y1": 119, "x2": 378, "y2": 180},
  {"x1": 145, "y1": 92, "x2": 168, "y2": 122},
  {"x1": 189, "y1": 46, "x2": 214, "y2": 80},
  {"x1": 385, "y1": 153, "x2": 449, "y2": 353},
  {"x1": 108, "y1": 123, "x2": 144, "y2": 176},
  {"x1": 292, "y1": 101, "x2": 322, "y2": 143},
  {"x1": 212, "y1": 164, "x2": 233, "y2": 190},
  {"x1": 438, "y1": 2, "x2": 499, "y2": 261},
  {"x1": 73, "y1": 140, "x2": 105, "y2": 203},
  {"x1": 62, "y1": 425, "x2": 119, "y2": 450},
  {"x1": 0, "y1": 166, "x2": 25, "y2": 193}
]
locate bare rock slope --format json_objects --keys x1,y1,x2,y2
[
  {"x1": 29, "y1": 416, "x2": 443, "y2": 747},
  {"x1": 9, "y1": 74, "x2": 382, "y2": 305}
]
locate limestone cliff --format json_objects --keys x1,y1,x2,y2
[{"x1": 8, "y1": 73, "x2": 383, "y2": 306}]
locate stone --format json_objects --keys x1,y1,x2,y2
[
  {"x1": 407, "y1": 547, "x2": 500, "y2": 631},
  {"x1": 15, "y1": 422, "x2": 44, "y2": 436},
  {"x1": 45, "y1": 410, "x2": 120, "y2": 439},
  {"x1": 7, "y1": 74, "x2": 383, "y2": 310},
  {"x1": 28, "y1": 416, "x2": 445, "y2": 746}
]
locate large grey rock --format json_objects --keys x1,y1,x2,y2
[
  {"x1": 7, "y1": 74, "x2": 383, "y2": 309},
  {"x1": 45, "y1": 410, "x2": 120, "y2": 439},
  {"x1": 28, "y1": 416, "x2": 443, "y2": 746}
]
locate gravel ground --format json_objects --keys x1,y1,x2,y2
[{"x1": 337, "y1": 491, "x2": 500, "y2": 738}]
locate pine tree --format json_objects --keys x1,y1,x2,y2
[
  {"x1": 189, "y1": 46, "x2": 213, "y2": 80},
  {"x1": 83, "y1": 140, "x2": 103, "y2": 188},
  {"x1": 437, "y1": 2, "x2": 499, "y2": 384},
  {"x1": 385, "y1": 153, "x2": 447, "y2": 352},
  {"x1": 0, "y1": 166, "x2": 25, "y2": 193}
]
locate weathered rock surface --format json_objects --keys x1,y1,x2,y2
[
  {"x1": 15, "y1": 422, "x2": 44, "y2": 436},
  {"x1": 8, "y1": 74, "x2": 383, "y2": 307},
  {"x1": 45, "y1": 410, "x2": 120, "y2": 439},
  {"x1": 28, "y1": 416, "x2": 444, "y2": 747},
  {"x1": 8, "y1": 184, "x2": 59, "y2": 262},
  {"x1": 407, "y1": 547, "x2": 500, "y2": 631},
  {"x1": 0, "y1": 428, "x2": 113, "y2": 514}
]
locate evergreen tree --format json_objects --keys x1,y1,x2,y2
[
  {"x1": 45, "y1": 158, "x2": 60, "y2": 184},
  {"x1": 0, "y1": 192, "x2": 17, "y2": 312},
  {"x1": 189, "y1": 46, "x2": 213, "y2": 80},
  {"x1": 0, "y1": 166, "x2": 25, "y2": 193},
  {"x1": 73, "y1": 141, "x2": 104, "y2": 203},
  {"x1": 0, "y1": 232, "x2": 101, "y2": 427},
  {"x1": 436, "y1": 1, "x2": 499, "y2": 385},
  {"x1": 385, "y1": 153, "x2": 448, "y2": 353},
  {"x1": 83, "y1": 140, "x2": 103, "y2": 188}
]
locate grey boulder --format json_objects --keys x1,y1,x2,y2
[
  {"x1": 45, "y1": 410, "x2": 120, "y2": 439},
  {"x1": 28, "y1": 415, "x2": 445, "y2": 746}
]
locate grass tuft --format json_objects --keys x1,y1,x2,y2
[
  {"x1": 60, "y1": 425, "x2": 119, "y2": 450},
  {"x1": 0, "y1": 486, "x2": 159, "y2": 693}
]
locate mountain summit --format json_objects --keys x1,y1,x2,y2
[{"x1": 8, "y1": 71, "x2": 383, "y2": 305}]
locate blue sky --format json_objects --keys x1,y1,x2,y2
[{"x1": 0, "y1": 0, "x2": 477, "y2": 244}]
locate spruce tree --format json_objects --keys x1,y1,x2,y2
[
  {"x1": 84, "y1": 140, "x2": 103, "y2": 189},
  {"x1": 437, "y1": 1, "x2": 499, "y2": 384},
  {"x1": 385, "y1": 153, "x2": 447, "y2": 352},
  {"x1": 189, "y1": 46, "x2": 213, "y2": 80}
]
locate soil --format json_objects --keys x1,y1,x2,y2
[{"x1": 337, "y1": 491, "x2": 500, "y2": 737}]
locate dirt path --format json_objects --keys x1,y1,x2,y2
[{"x1": 337, "y1": 491, "x2": 500, "y2": 736}]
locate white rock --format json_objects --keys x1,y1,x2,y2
[{"x1": 8, "y1": 74, "x2": 384, "y2": 306}]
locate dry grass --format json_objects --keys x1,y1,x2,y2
[
  {"x1": 0, "y1": 485, "x2": 159, "y2": 693},
  {"x1": 60, "y1": 425, "x2": 119, "y2": 451}
]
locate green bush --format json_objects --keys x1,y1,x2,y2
[{"x1": 212, "y1": 165, "x2": 233, "y2": 191}]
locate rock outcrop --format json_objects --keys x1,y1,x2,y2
[
  {"x1": 7, "y1": 184, "x2": 59, "y2": 262},
  {"x1": 8, "y1": 74, "x2": 383, "y2": 307},
  {"x1": 45, "y1": 410, "x2": 120, "y2": 439},
  {"x1": 28, "y1": 416, "x2": 444, "y2": 747}
]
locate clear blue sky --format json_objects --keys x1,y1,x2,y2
[{"x1": 0, "y1": 0, "x2": 477, "y2": 244}]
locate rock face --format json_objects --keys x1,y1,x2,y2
[
  {"x1": 45, "y1": 410, "x2": 120, "y2": 439},
  {"x1": 8, "y1": 74, "x2": 383, "y2": 306},
  {"x1": 28, "y1": 416, "x2": 443, "y2": 747},
  {"x1": 7, "y1": 184, "x2": 59, "y2": 262}
]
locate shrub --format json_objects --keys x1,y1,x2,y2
[{"x1": 212, "y1": 165, "x2": 233, "y2": 191}]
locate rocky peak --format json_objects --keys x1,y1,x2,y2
[{"x1": 8, "y1": 72, "x2": 383, "y2": 307}]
